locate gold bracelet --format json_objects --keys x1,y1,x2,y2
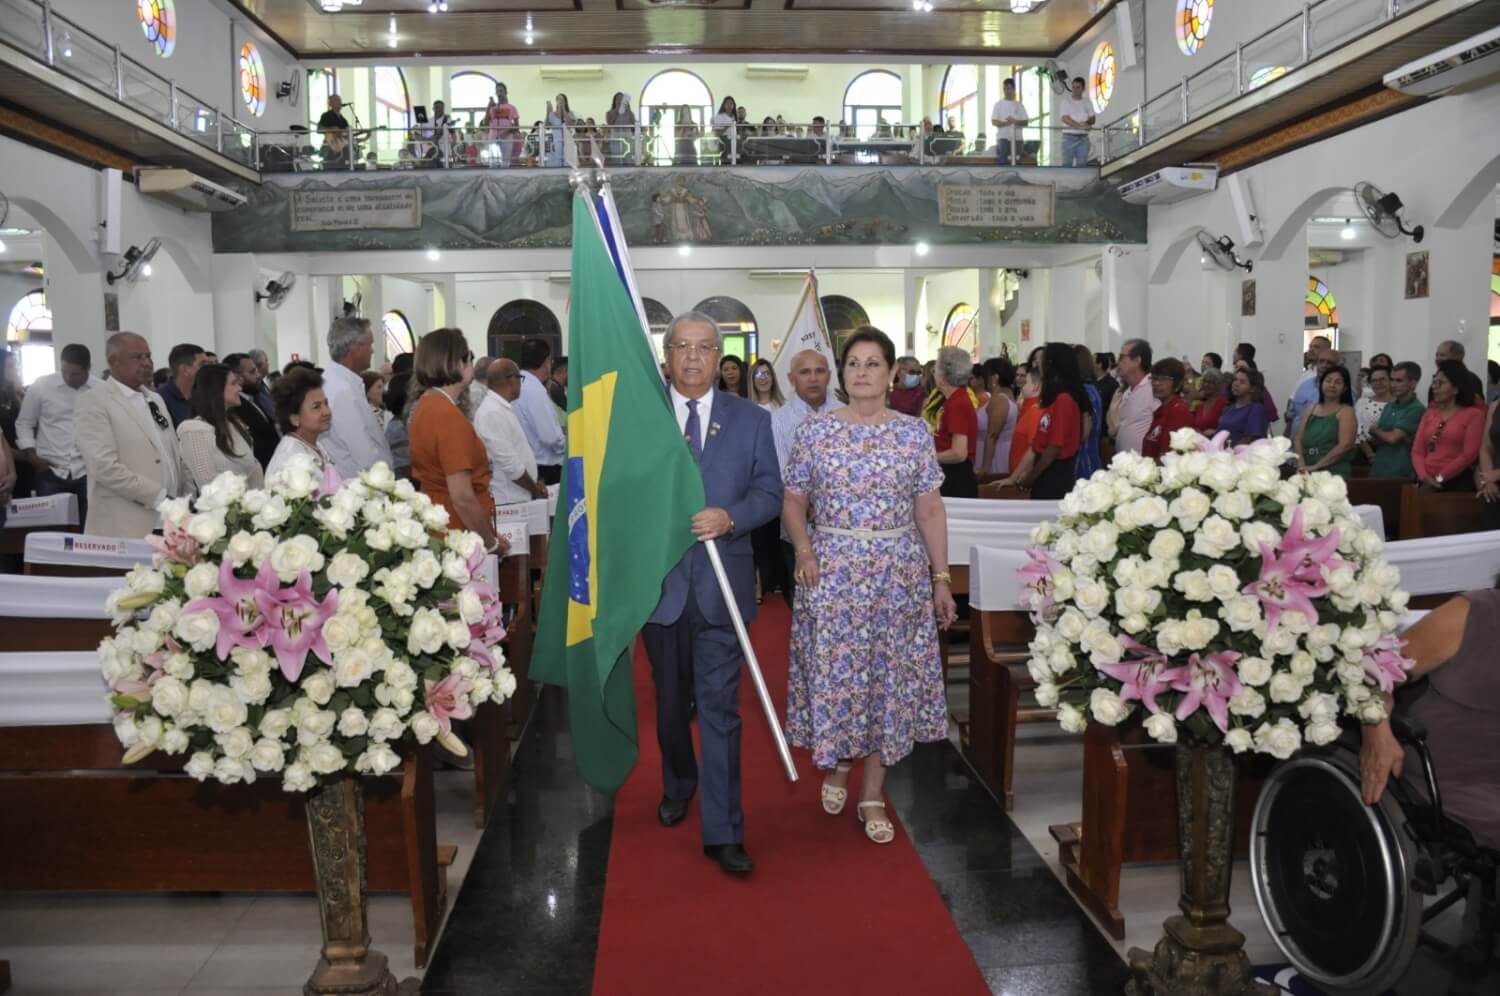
[
  {"x1": 931, "y1": 570, "x2": 952, "y2": 584},
  {"x1": 795, "y1": 545, "x2": 814, "y2": 556}
]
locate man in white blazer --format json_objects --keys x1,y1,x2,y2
[{"x1": 73, "y1": 332, "x2": 184, "y2": 538}]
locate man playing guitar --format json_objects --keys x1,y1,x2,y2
[{"x1": 317, "y1": 94, "x2": 367, "y2": 166}]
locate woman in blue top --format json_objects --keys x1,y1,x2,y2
[
  {"x1": 1217, "y1": 368, "x2": 1271, "y2": 444},
  {"x1": 1072, "y1": 344, "x2": 1103, "y2": 481}
]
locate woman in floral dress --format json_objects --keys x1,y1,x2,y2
[{"x1": 782, "y1": 326, "x2": 957, "y2": 845}]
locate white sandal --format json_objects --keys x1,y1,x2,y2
[
  {"x1": 820, "y1": 761, "x2": 854, "y2": 815},
  {"x1": 857, "y1": 800, "x2": 896, "y2": 845}
]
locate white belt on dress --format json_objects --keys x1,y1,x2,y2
[{"x1": 813, "y1": 524, "x2": 913, "y2": 540}]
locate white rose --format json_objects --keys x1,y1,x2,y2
[
  {"x1": 1272, "y1": 481, "x2": 1303, "y2": 509},
  {"x1": 1144, "y1": 711, "x2": 1177, "y2": 744},
  {"x1": 216, "y1": 726, "x2": 255, "y2": 759},
  {"x1": 1205, "y1": 565, "x2": 1241, "y2": 601},
  {"x1": 1174, "y1": 570, "x2": 1213, "y2": 602},
  {"x1": 1055, "y1": 609, "x2": 1086, "y2": 643},
  {"x1": 131, "y1": 626, "x2": 164, "y2": 657},
  {"x1": 186, "y1": 512, "x2": 227, "y2": 548},
  {"x1": 159, "y1": 496, "x2": 193, "y2": 527},
  {"x1": 306, "y1": 742, "x2": 347, "y2": 775},
  {"x1": 250, "y1": 738, "x2": 287, "y2": 772},
  {"x1": 1136, "y1": 560, "x2": 1171, "y2": 591},
  {"x1": 1355, "y1": 529, "x2": 1384, "y2": 559},
  {"x1": 173, "y1": 608, "x2": 220, "y2": 653},
  {"x1": 187, "y1": 678, "x2": 216, "y2": 716},
  {"x1": 384, "y1": 659, "x2": 419, "y2": 691},
  {"x1": 1170, "y1": 488, "x2": 1212, "y2": 528},
  {"x1": 296, "y1": 708, "x2": 338, "y2": 747},
  {"x1": 326, "y1": 552, "x2": 371, "y2": 589},
  {"x1": 1192, "y1": 516, "x2": 1240, "y2": 558},
  {"x1": 1262, "y1": 627, "x2": 1300, "y2": 658},
  {"x1": 1239, "y1": 521, "x2": 1281, "y2": 555},
  {"x1": 259, "y1": 708, "x2": 293, "y2": 740},
  {"x1": 252, "y1": 493, "x2": 294, "y2": 530},
  {"x1": 1034, "y1": 682, "x2": 1060, "y2": 707},
  {"x1": 185, "y1": 751, "x2": 217, "y2": 781},
  {"x1": 1305, "y1": 720, "x2": 1341, "y2": 746},
  {"x1": 1057, "y1": 702, "x2": 1087, "y2": 734},
  {"x1": 1237, "y1": 656, "x2": 1272, "y2": 687},
  {"x1": 270, "y1": 535, "x2": 325, "y2": 583},
  {"x1": 368, "y1": 707, "x2": 404, "y2": 742},
  {"x1": 1238, "y1": 462, "x2": 1280, "y2": 496},
  {"x1": 1089, "y1": 687, "x2": 1130, "y2": 726},
  {"x1": 409, "y1": 711, "x2": 441, "y2": 744},
  {"x1": 314, "y1": 503, "x2": 357, "y2": 539},
  {"x1": 410, "y1": 550, "x2": 443, "y2": 589},
  {"x1": 1148, "y1": 530, "x2": 1186, "y2": 562},
  {"x1": 205, "y1": 686, "x2": 249, "y2": 733},
  {"x1": 301, "y1": 670, "x2": 336, "y2": 706},
  {"x1": 1083, "y1": 522, "x2": 1120, "y2": 561},
  {"x1": 376, "y1": 684, "x2": 416, "y2": 715},
  {"x1": 1228, "y1": 687, "x2": 1266, "y2": 718},
  {"x1": 1219, "y1": 596, "x2": 1263, "y2": 633},
  {"x1": 282, "y1": 761, "x2": 316, "y2": 792},
  {"x1": 471, "y1": 675, "x2": 495, "y2": 702},
  {"x1": 338, "y1": 707, "x2": 371, "y2": 738},
  {"x1": 332, "y1": 646, "x2": 376, "y2": 688},
  {"x1": 442, "y1": 553, "x2": 472, "y2": 585},
  {"x1": 457, "y1": 588, "x2": 485, "y2": 626},
  {"x1": 198, "y1": 472, "x2": 247, "y2": 509},
  {"x1": 392, "y1": 519, "x2": 428, "y2": 551},
  {"x1": 1310, "y1": 473, "x2": 1347, "y2": 505},
  {"x1": 494, "y1": 667, "x2": 517, "y2": 700},
  {"x1": 1180, "y1": 614, "x2": 1220, "y2": 650},
  {"x1": 1077, "y1": 481, "x2": 1115, "y2": 515},
  {"x1": 134, "y1": 715, "x2": 165, "y2": 749},
  {"x1": 150, "y1": 676, "x2": 190, "y2": 717},
  {"x1": 230, "y1": 671, "x2": 273, "y2": 706},
  {"x1": 362, "y1": 462, "x2": 397, "y2": 492},
  {"x1": 1254, "y1": 719, "x2": 1303, "y2": 760},
  {"x1": 224, "y1": 532, "x2": 259, "y2": 568},
  {"x1": 1225, "y1": 728, "x2": 1253, "y2": 754},
  {"x1": 1298, "y1": 692, "x2": 1341, "y2": 726},
  {"x1": 1289, "y1": 651, "x2": 1317, "y2": 678},
  {"x1": 407, "y1": 608, "x2": 448, "y2": 656},
  {"x1": 1359, "y1": 700, "x2": 1388, "y2": 724},
  {"x1": 184, "y1": 562, "x2": 221, "y2": 598},
  {"x1": 1120, "y1": 612, "x2": 1150, "y2": 635},
  {"x1": 161, "y1": 727, "x2": 190, "y2": 754},
  {"x1": 1212, "y1": 491, "x2": 1255, "y2": 521},
  {"x1": 445, "y1": 530, "x2": 483, "y2": 559},
  {"x1": 320, "y1": 614, "x2": 362, "y2": 655},
  {"x1": 1114, "y1": 586, "x2": 1161, "y2": 618},
  {"x1": 1267, "y1": 672, "x2": 1306, "y2": 704},
  {"x1": 356, "y1": 743, "x2": 403, "y2": 775},
  {"x1": 446, "y1": 620, "x2": 472, "y2": 650},
  {"x1": 1128, "y1": 496, "x2": 1172, "y2": 530}
]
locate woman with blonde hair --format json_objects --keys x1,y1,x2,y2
[
  {"x1": 408, "y1": 329, "x2": 506, "y2": 555},
  {"x1": 749, "y1": 358, "x2": 784, "y2": 410}
]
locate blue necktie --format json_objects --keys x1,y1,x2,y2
[{"x1": 685, "y1": 398, "x2": 703, "y2": 461}]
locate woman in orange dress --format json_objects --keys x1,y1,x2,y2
[
  {"x1": 1008, "y1": 365, "x2": 1043, "y2": 474},
  {"x1": 408, "y1": 328, "x2": 507, "y2": 556}
]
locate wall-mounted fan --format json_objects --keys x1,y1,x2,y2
[
  {"x1": 1353, "y1": 181, "x2": 1424, "y2": 243},
  {"x1": 1039, "y1": 60, "x2": 1070, "y2": 95},
  {"x1": 105, "y1": 238, "x2": 161, "y2": 285},
  {"x1": 275, "y1": 72, "x2": 300, "y2": 105},
  {"x1": 255, "y1": 272, "x2": 297, "y2": 309},
  {"x1": 1197, "y1": 231, "x2": 1253, "y2": 272}
]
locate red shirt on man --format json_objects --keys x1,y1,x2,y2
[
  {"x1": 1032, "y1": 392, "x2": 1082, "y2": 459},
  {"x1": 1142, "y1": 395, "x2": 1193, "y2": 461}
]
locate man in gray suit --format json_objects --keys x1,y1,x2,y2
[
  {"x1": 644, "y1": 312, "x2": 782, "y2": 875},
  {"x1": 73, "y1": 332, "x2": 184, "y2": 538}
]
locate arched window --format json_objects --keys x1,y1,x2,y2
[
  {"x1": 374, "y1": 66, "x2": 411, "y2": 156},
  {"x1": 239, "y1": 43, "x2": 267, "y2": 117},
  {"x1": 820, "y1": 295, "x2": 869, "y2": 334},
  {"x1": 1176, "y1": 0, "x2": 1214, "y2": 57},
  {"x1": 640, "y1": 70, "x2": 714, "y2": 165},
  {"x1": 451, "y1": 71, "x2": 499, "y2": 129},
  {"x1": 642, "y1": 297, "x2": 673, "y2": 334},
  {"x1": 383, "y1": 310, "x2": 414, "y2": 356},
  {"x1": 1248, "y1": 66, "x2": 1288, "y2": 90},
  {"x1": 486, "y1": 300, "x2": 561, "y2": 361},
  {"x1": 1489, "y1": 257, "x2": 1499, "y2": 327},
  {"x1": 842, "y1": 70, "x2": 902, "y2": 140},
  {"x1": 939, "y1": 65, "x2": 978, "y2": 145},
  {"x1": 1306, "y1": 276, "x2": 1339, "y2": 341},
  {"x1": 137, "y1": 0, "x2": 175, "y2": 58},
  {"x1": 1090, "y1": 42, "x2": 1116, "y2": 113},
  {"x1": 693, "y1": 295, "x2": 758, "y2": 361},
  {"x1": 6, "y1": 290, "x2": 55, "y2": 386},
  {"x1": 943, "y1": 303, "x2": 977, "y2": 357}
]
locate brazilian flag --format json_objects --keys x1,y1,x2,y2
[{"x1": 532, "y1": 191, "x2": 705, "y2": 794}]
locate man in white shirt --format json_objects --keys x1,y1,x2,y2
[
  {"x1": 321, "y1": 317, "x2": 394, "y2": 480},
  {"x1": 467, "y1": 356, "x2": 492, "y2": 413},
  {"x1": 989, "y1": 78, "x2": 1029, "y2": 166},
  {"x1": 16, "y1": 342, "x2": 98, "y2": 525},
  {"x1": 1058, "y1": 76, "x2": 1095, "y2": 167},
  {"x1": 72, "y1": 332, "x2": 183, "y2": 538},
  {"x1": 514, "y1": 338, "x2": 566, "y2": 485},
  {"x1": 474, "y1": 359, "x2": 546, "y2": 506},
  {"x1": 1111, "y1": 338, "x2": 1160, "y2": 454},
  {"x1": 770, "y1": 349, "x2": 843, "y2": 605}
]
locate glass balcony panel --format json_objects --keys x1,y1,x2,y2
[
  {"x1": 0, "y1": 0, "x2": 48, "y2": 61},
  {"x1": 121, "y1": 62, "x2": 173, "y2": 126},
  {"x1": 1241, "y1": 17, "x2": 1305, "y2": 90},
  {"x1": 1141, "y1": 88, "x2": 1183, "y2": 144},
  {"x1": 1187, "y1": 57, "x2": 1239, "y2": 117},
  {"x1": 53, "y1": 21, "x2": 116, "y2": 99},
  {"x1": 1310, "y1": 0, "x2": 1388, "y2": 55}
]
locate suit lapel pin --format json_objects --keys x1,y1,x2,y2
[{"x1": 708, "y1": 421, "x2": 722, "y2": 439}]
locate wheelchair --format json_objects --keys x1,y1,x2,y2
[{"x1": 1249, "y1": 704, "x2": 1498, "y2": 994}]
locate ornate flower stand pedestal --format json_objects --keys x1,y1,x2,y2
[
  {"x1": 1127, "y1": 745, "x2": 1277, "y2": 996},
  {"x1": 304, "y1": 776, "x2": 421, "y2": 996}
]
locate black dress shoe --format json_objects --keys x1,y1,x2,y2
[
  {"x1": 658, "y1": 797, "x2": 690, "y2": 827},
  {"x1": 704, "y1": 843, "x2": 754, "y2": 875}
]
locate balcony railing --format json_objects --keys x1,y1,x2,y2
[
  {"x1": 0, "y1": 0, "x2": 258, "y2": 168},
  {"x1": 256, "y1": 120, "x2": 1106, "y2": 174}
]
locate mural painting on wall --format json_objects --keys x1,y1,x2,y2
[
  {"x1": 213, "y1": 169, "x2": 1146, "y2": 253},
  {"x1": 1241, "y1": 279, "x2": 1256, "y2": 317},
  {"x1": 1405, "y1": 251, "x2": 1430, "y2": 300}
]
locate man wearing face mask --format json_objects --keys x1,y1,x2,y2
[{"x1": 888, "y1": 355, "x2": 925, "y2": 416}]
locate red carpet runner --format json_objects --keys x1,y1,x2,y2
[{"x1": 592, "y1": 599, "x2": 990, "y2": 995}]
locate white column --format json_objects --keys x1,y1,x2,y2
[
  {"x1": 977, "y1": 267, "x2": 998, "y2": 358},
  {"x1": 1240, "y1": 228, "x2": 1307, "y2": 412},
  {"x1": 1101, "y1": 244, "x2": 1149, "y2": 348},
  {"x1": 1046, "y1": 265, "x2": 1088, "y2": 347},
  {"x1": 211, "y1": 254, "x2": 260, "y2": 358},
  {"x1": 43, "y1": 232, "x2": 107, "y2": 365},
  {"x1": 903, "y1": 271, "x2": 924, "y2": 357}
]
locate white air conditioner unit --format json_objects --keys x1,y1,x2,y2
[
  {"x1": 1117, "y1": 165, "x2": 1218, "y2": 205},
  {"x1": 748, "y1": 269, "x2": 812, "y2": 279},
  {"x1": 1384, "y1": 24, "x2": 1500, "y2": 97},
  {"x1": 545, "y1": 272, "x2": 571, "y2": 283},
  {"x1": 134, "y1": 168, "x2": 247, "y2": 212},
  {"x1": 746, "y1": 64, "x2": 809, "y2": 81},
  {"x1": 539, "y1": 65, "x2": 605, "y2": 81}
]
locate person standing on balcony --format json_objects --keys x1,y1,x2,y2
[
  {"x1": 990, "y1": 78, "x2": 1029, "y2": 166},
  {"x1": 1059, "y1": 76, "x2": 1095, "y2": 167}
]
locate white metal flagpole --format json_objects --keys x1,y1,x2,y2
[{"x1": 703, "y1": 538, "x2": 799, "y2": 783}]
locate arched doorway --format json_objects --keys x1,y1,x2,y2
[
  {"x1": 640, "y1": 69, "x2": 714, "y2": 165},
  {"x1": 943, "y1": 302, "x2": 977, "y2": 358},
  {"x1": 1306, "y1": 276, "x2": 1339, "y2": 348},
  {"x1": 820, "y1": 294, "x2": 869, "y2": 358},
  {"x1": 692, "y1": 295, "x2": 758, "y2": 362},
  {"x1": 487, "y1": 299, "x2": 561, "y2": 363}
]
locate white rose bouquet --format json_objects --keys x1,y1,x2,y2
[
  {"x1": 102, "y1": 456, "x2": 514, "y2": 792},
  {"x1": 1021, "y1": 430, "x2": 1413, "y2": 758}
]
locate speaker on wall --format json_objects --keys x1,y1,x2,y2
[
  {"x1": 98, "y1": 167, "x2": 122, "y2": 256},
  {"x1": 1116, "y1": 0, "x2": 1139, "y2": 69},
  {"x1": 1227, "y1": 174, "x2": 1265, "y2": 248}
]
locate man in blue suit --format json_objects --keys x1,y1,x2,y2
[{"x1": 645, "y1": 311, "x2": 783, "y2": 875}]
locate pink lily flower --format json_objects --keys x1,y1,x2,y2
[
  {"x1": 1095, "y1": 636, "x2": 1175, "y2": 714},
  {"x1": 424, "y1": 673, "x2": 475, "y2": 732},
  {"x1": 1169, "y1": 651, "x2": 1244, "y2": 734},
  {"x1": 310, "y1": 463, "x2": 344, "y2": 501},
  {"x1": 147, "y1": 522, "x2": 200, "y2": 567},
  {"x1": 185, "y1": 559, "x2": 280, "y2": 659},
  {"x1": 254, "y1": 569, "x2": 338, "y2": 682},
  {"x1": 1361, "y1": 634, "x2": 1414, "y2": 694},
  {"x1": 1018, "y1": 544, "x2": 1063, "y2": 621},
  {"x1": 1278, "y1": 505, "x2": 1350, "y2": 585},
  {"x1": 1244, "y1": 509, "x2": 1332, "y2": 631}
]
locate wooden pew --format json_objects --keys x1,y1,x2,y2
[
  {"x1": 1, "y1": 494, "x2": 80, "y2": 560},
  {"x1": 21, "y1": 532, "x2": 152, "y2": 577},
  {"x1": 464, "y1": 551, "x2": 531, "y2": 829},
  {"x1": 1046, "y1": 725, "x2": 1273, "y2": 940},
  {"x1": 966, "y1": 584, "x2": 1039, "y2": 810},
  {"x1": 1347, "y1": 477, "x2": 1407, "y2": 538},
  {"x1": 1398, "y1": 483, "x2": 1490, "y2": 539},
  {"x1": 0, "y1": 582, "x2": 450, "y2": 968}
]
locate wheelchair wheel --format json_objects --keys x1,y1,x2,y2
[{"x1": 1250, "y1": 751, "x2": 1425, "y2": 995}]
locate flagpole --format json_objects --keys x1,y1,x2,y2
[{"x1": 703, "y1": 538, "x2": 799, "y2": 783}]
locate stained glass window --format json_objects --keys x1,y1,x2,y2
[
  {"x1": 1306, "y1": 277, "x2": 1339, "y2": 327},
  {"x1": 1089, "y1": 42, "x2": 1116, "y2": 113},
  {"x1": 940, "y1": 65, "x2": 978, "y2": 146},
  {"x1": 1248, "y1": 66, "x2": 1288, "y2": 89},
  {"x1": 944, "y1": 303, "x2": 977, "y2": 357},
  {"x1": 1176, "y1": 0, "x2": 1214, "y2": 56},
  {"x1": 137, "y1": 0, "x2": 175, "y2": 58},
  {"x1": 383, "y1": 311, "x2": 413, "y2": 356},
  {"x1": 5, "y1": 289, "x2": 50, "y2": 342},
  {"x1": 239, "y1": 42, "x2": 266, "y2": 117}
]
